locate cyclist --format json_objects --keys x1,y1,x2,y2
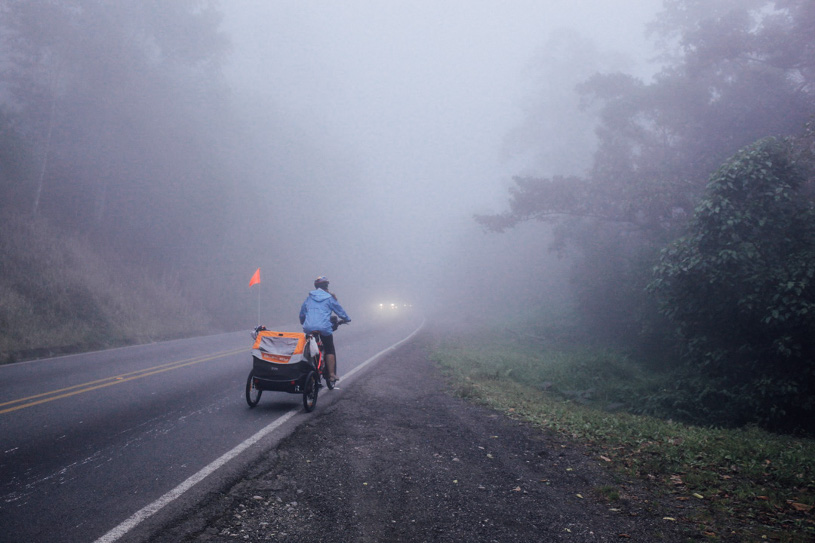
[{"x1": 299, "y1": 276, "x2": 351, "y2": 385}]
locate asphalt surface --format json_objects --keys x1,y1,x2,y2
[
  {"x1": 0, "y1": 314, "x2": 423, "y2": 543},
  {"x1": 145, "y1": 330, "x2": 696, "y2": 542}
]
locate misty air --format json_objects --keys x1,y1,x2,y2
[{"x1": 1, "y1": 1, "x2": 813, "y2": 541}]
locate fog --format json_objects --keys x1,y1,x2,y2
[
  {"x1": 3, "y1": 0, "x2": 812, "y2": 435},
  {"x1": 0, "y1": 0, "x2": 663, "y2": 329},
  {"x1": 218, "y1": 1, "x2": 660, "y2": 322}
]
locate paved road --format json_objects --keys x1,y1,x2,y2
[{"x1": 0, "y1": 312, "x2": 422, "y2": 543}]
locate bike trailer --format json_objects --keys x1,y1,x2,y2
[{"x1": 251, "y1": 330, "x2": 319, "y2": 392}]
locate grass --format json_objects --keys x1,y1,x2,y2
[
  {"x1": 431, "y1": 329, "x2": 815, "y2": 542},
  {"x1": 0, "y1": 211, "x2": 215, "y2": 363}
]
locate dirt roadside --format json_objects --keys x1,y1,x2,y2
[{"x1": 150, "y1": 331, "x2": 697, "y2": 542}]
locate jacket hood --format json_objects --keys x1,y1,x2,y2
[{"x1": 309, "y1": 289, "x2": 333, "y2": 301}]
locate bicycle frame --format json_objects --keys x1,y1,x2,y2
[{"x1": 307, "y1": 331, "x2": 326, "y2": 380}]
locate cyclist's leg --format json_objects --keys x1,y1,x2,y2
[
  {"x1": 326, "y1": 354, "x2": 336, "y2": 381},
  {"x1": 320, "y1": 333, "x2": 338, "y2": 381}
]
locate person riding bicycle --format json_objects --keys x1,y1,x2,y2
[{"x1": 299, "y1": 276, "x2": 351, "y2": 385}]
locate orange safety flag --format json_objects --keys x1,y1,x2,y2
[{"x1": 249, "y1": 268, "x2": 261, "y2": 287}]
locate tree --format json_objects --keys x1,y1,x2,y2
[
  {"x1": 478, "y1": 0, "x2": 815, "y2": 352},
  {"x1": 0, "y1": 0, "x2": 232, "y2": 267},
  {"x1": 504, "y1": 28, "x2": 631, "y2": 178},
  {"x1": 649, "y1": 137, "x2": 815, "y2": 431},
  {"x1": 0, "y1": 112, "x2": 35, "y2": 213}
]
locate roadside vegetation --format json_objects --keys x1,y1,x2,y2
[
  {"x1": 431, "y1": 321, "x2": 815, "y2": 542},
  {"x1": 0, "y1": 211, "x2": 214, "y2": 364},
  {"x1": 477, "y1": 0, "x2": 815, "y2": 437},
  {"x1": 0, "y1": 2, "x2": 255, "y2": 365}
]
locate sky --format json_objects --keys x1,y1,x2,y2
[{"x1": 218, "y1": 1, "x2": 662, "y2": 318}]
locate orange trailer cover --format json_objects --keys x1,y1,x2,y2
[{"x1": 252, "y1": 331, "x2": 307, "y2": 364}]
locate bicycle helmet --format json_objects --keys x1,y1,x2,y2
[{"x1": 314, "y1": 275, "x2": 329, "y2": 288}]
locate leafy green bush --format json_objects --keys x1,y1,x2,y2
[{"x1": 649, "y1": 138, "x2": 815, "y2": 432}]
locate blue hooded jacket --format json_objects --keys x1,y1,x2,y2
[{"x1": 299, "y1": 289, "x2": 351, "y2": 335}]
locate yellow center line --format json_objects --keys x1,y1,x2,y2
[
  {"x1": 0, "y1": 347, "x2": 247, "y2": 415},
  {"x1": 1, "y1": 350, "x2": 241, "y2": 408}
]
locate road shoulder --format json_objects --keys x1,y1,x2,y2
[{"x1": 151, "y1": 331, "x2": 693, "y2": 542}]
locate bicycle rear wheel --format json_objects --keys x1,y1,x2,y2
[
  {"x1": 324, "y1": 365, "x2": 335, "y2": 390},
  {"x1": 303, "y1": 371, "x2": 319, "y2": 412}
]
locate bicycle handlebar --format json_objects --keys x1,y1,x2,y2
[{"x1": 330, "y1": 316, "x2": 349, "y2": 331}]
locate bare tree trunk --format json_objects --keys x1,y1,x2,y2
[{"x1": 32, "y1": 69, "x2": 60, "y2": 217}]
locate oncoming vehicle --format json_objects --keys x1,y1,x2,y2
[{"x1": 245, "y1": 318, "x2": 347, "y2": 412}]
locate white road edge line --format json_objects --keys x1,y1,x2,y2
[{"x1": 94, "y1": 318, "x2": 425, "y2": 543}]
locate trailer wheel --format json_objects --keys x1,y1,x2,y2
[
  {"x1": 303, "y1": 371, "x2": 319, "y2": 412},
  {"x1": 246, "y1": 370, "x2": 262, "y2": 407}
]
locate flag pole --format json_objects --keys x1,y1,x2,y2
[{"x1": 257, "y1": 276, "x2": 261, "y2": 326}]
